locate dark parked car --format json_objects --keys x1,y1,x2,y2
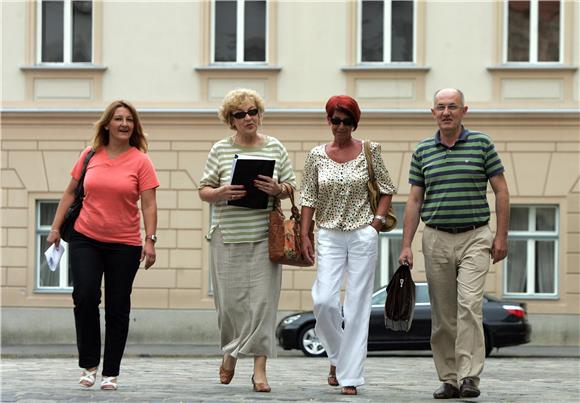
[{"x1": 276, "y1": 283, "x2": 531, "y2": 357}]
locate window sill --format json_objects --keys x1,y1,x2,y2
[
  {"x1": 487, "y1": 64, "x2": 577, "y2": 72},
  {"x1": 195, "y1": 64, "x2": 282, "y2": 73},
  {"x1": 34, "y1": 288, "x2": 73, "y2": 294},
  {"x1": 20, "y1": 64, "x2": 108, "y2": 72},
  {"x1": 488, "y1": 64, "x2": 577, "y2": 105},
  {"x1": 20, "y1": 65, "x2": 107, "y2": 103},
  {"x1": 503, "y1": 294, "x2": 560, "y2": 301},
  {"x1": 341, "y1": 64, "x2": 430, "y2": 72}
]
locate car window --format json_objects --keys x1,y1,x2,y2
[
  {"x1": 416, "y1": 283, "x2": 430, "y2": 304},
  {"x1": 371, "y1": 288, "x2": 387, "y2": 305}
]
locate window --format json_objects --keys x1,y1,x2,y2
[
  {"x1": 359, "y1": 0, "x2": 415, "y2": 63},
  {"x1": 212, "y1": 0, "x2": 267, "y2": 63},
  {"x1": 36, "y1": 201, "x2": 72, "y2": 291},
  {"x1": 504, "y1": 205, "x2": 559, "y2": 298},
  {"x1": 375, "y1": 202, "x2": 405, "y2": 289},
  {"x1": 505, "y1": 0, "x2": 562, "y2": 63},
  {"x1": 37, "y1": 0, "x2": 93, "y2": 63}
]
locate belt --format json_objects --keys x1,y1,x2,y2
[{"x1": 426, "y1": 221, "x2": 488, "y2": 234}]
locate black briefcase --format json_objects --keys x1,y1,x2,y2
[{"x1": 384, "y1": 264, "x2": 416, "y2": 332}]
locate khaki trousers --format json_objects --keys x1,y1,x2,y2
[{"x1": 422, "y1": 224, "x2": 493, "y2": 388}]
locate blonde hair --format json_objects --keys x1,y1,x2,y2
[
  {"x1": 218, "y1": 88, "x2": 266, "y2": 130},
  {"x1": 91, "y1": 100, "x2": 148, "y2": 152}
]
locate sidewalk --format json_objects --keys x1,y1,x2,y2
[{"x1": 1, "y1": 346, "x2": 579, "y2": 402}]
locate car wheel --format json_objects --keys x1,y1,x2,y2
[
  {"x1": 484, "y1": 328, "x2": 493, "y2": 357},
  {"x1": 298, "y1": 323, "x2": 326, "y2": 357}
]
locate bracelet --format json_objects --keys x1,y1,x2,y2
[{"x1": 50, "y1": 229, "x2": 59, "y2": 233}]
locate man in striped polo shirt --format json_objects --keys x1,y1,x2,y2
[{"x1": 399, "y1": 88, "x2": 510, "y2": 399}]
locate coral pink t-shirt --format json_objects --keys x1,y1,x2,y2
[{"x1": 71, "y1": 146, "x2": 159, "y2": 246}]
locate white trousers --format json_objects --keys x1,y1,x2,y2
[{"x1": 312, "y1": 226, "x2": 378, "y2": 387}]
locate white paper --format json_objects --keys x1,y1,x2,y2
[{"x1": 44, "y1": 243, "x2": 65, "y2": 272}]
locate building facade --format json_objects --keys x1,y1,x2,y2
[{"x1": 2, "y1": 0, "x2": 579, "y2": 345}]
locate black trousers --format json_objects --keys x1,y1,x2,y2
[{"x1": 69, "y1": 230, "x2": 141, "y2": 376}]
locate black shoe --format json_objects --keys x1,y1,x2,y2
[
  {"x1": 460, "y1": 377, "x2": 480, "y2": 398},
  {"x1": 433, "y1": 383, "x2": 460, "y2": 399}
]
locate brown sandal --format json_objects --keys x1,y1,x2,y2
[
  {"x1": 341, "y1": 386, "x2": 357, "y2": 395},
  {"x1": 251, "y1": 375, "x2": 271, "y2": 393},
  {"x1": 219, "y1": 365, "x2": 235, "y2": 384},
  {"x1": 328, "y1": 365, "x2": 338, "y2": 386},
  {"x1": 328, "y1": 374, "x2": 339, "y2": 386},
  {"x1": 219, "y1": 355, "x2": 236, "y2": 384}
]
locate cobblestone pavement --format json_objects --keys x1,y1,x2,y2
[{"x1": 1, "y1": 355, "x2": 579, "y2": 402}]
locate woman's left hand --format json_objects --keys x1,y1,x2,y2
[
  {"x1": 254, "y1": 175, "x2": 282, "y2": 196},
  {"x1": 370, "y1": 221, "x2": 381, "y2": 233},
  {"x1": 141, "y1": 242, "x2": 156, "y2": 270}
]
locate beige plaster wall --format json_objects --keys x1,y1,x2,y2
[
  {"x1": 2, "y1": 1, "x2": 577, "y2": 108},
  {"x1": 100, "y1": 1, "x2": 202, "y2": 105},
  {"x1": 423, "y1": 1, "x2": 496, "y2": 104},
  {"x1": 1, "y1": 111, "x2": 579, "y2": 317},
  {"x1": 1, "y1": 0, "x2": 27, "y2": 102},
  {"x1": 276, "y1": 1, "x2": 348, "y2": 104}
]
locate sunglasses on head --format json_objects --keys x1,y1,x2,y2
[
  {"x1": 231, "y1": 108, "x2": 259, "y2": 119},
  {"x1": 330, "y1": 117, "x2": 355, "y2": 126}
]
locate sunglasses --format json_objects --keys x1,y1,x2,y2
[
  {"x1": 330, "y1": 117, "x2": 355, "y2": 126},
  {"x1": 231, "y1": 108, "x2": 259, "y2": 119}
]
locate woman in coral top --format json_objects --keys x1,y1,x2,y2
[{"x1": 47, "y1": 100, "x2": 159, "y2": 391}]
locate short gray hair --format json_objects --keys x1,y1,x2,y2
[{"x1": 433, "y1": 88, "x2": 465, "y2": 106}]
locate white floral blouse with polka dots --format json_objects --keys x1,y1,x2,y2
[{"x1": 300, "y1": 141, "x2": 396, "y2": 231}]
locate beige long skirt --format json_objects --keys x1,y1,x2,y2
[{"x1": 210, "y1": 228, "x2": 282, "y2": 358}]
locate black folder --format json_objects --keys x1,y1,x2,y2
[{"x1": 228, "y1": 154, "x2": 276, "y2": 209}]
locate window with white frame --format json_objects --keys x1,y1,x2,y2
[
  {"x1": 375, "y1": 202, "x2": 405, "y2": 289},
  {"x1": 212, "y1": 0, "x2": 267, "y2": 63},
  {"x1": 359, "y1": 0, "x2": 415, "y2": 63},
  {"x1": 505, "y1": 0, "x2": 562, "y2": 63},
  {"x1": 504, "y1": 205, "x2": 559, "y2": 298},
  {"x1": 37, "y1": 0, "x2": 93, "y2": 63},
  {"x1": 37, "y1": 200, "x2": 73, "y2": 291}
]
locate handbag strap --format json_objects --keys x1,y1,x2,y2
[
  {"x1": 74, "y1": 149, "x2": 96, "y2": 199},
  {"x1": 273, "y1": 183, "x2": 300, "y2": 220},
  {"x1": 363, "y1": 140, "x2": 376, "y2": 182}
]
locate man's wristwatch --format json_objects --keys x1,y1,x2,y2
[
  {"x1": 373, "y1": 215, "x2": 386, "y2": 225},
  {"x1": 145, "y1": 234, "x2": 158, "y2": 243}
]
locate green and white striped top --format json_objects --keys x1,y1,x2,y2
[
  {"x1": 409, "y1": 128, "x2": 504, "y2": 227},
  {"x1": 199, "y1": 135, "x2": 297, "y2": 243}
]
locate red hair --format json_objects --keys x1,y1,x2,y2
[{"x1": 325, "y1": 95, "x2": 361, "y2": 130}]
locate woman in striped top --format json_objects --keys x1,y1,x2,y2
[{"x1": 198, "y1": 89, "x2": 296, "y2": 393}]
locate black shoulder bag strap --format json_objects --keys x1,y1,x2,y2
[{"x1": 75, "y1": 149, "x2": 96, "y2": 200}]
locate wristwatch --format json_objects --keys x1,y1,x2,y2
[
  {"x1": 145, "y1": 234, "x2": 158, "y2": 243},
  {"x1": 373, "y1": 215, "x2": 386, "y2": 225}
]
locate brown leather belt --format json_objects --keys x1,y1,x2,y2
[{"x1": 426, "y1": 221, "x2": 488, "y2": 234}]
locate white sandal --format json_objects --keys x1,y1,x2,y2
[
  {"x1": 79, "y1": 368, "x2": 98, "y2": 388},
  {"x1": 100, "y1": 376, "x2": 118, "y2": 391}
]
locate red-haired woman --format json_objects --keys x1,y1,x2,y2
[
  {"x1": 300, "y1": 95, "x2": 396, "y2": 395},
  {"x1": 47, "y1": 100, "x2": 159, "y2": 391}
]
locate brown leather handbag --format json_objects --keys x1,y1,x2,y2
[
  {"x1": 268, "y1": 184, "x2": 315, "y2": 267},
  {"x1": 363, "y1": 141, "x2": 397, "y2": 232}
]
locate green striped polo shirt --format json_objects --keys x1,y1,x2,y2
[
  {"x1": 409, "y1": 128, "x2": 504, "y2": 228},
  {"x1": 199, "y1": 135, "x2": 296, "y2": 243}
]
